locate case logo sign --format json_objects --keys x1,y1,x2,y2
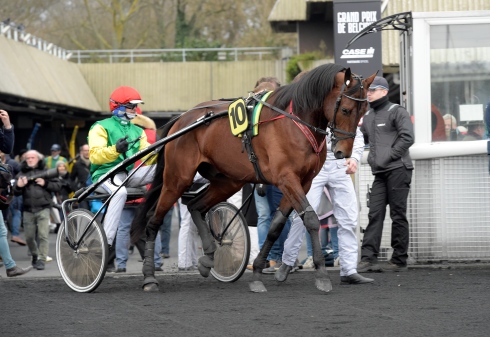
[
  {"x1": 341, "y1": 47, "x2": 375, "y2": 59},
  {"x1": 333, "y1": 0, "x2": 382, "y2": 77}
]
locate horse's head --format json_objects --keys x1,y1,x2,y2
[{"x1": 328, "y1": 68, "x2": 376, "y2": 159}]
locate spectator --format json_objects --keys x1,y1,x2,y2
[
  {"x1": 50, "y1": 160, "x2": 72, "y2": 234},
  {"x1": 14, "y1": 148, "x2": 27, "y2": 163},
  {"x1": 87, "y1": 85, "x2": 155, "y2": 248},
  {"x1": 431, "y1": 104, "x2": 446, "y2": 141},
  {"x1": 0, "y1": 109, "x2": 32, "y2": 277},
  {"x1": 13, "y1": 149, "x2": 62, "y2": 270},
  {"x1": 0, "y1": 150, "x2": 24, "y2": 245},
  {"x1": 45, "y1": 144, "x2": 67, "y2": 169},
  {"x1": 55, "y1": 160, "x2": 72, "y2": 202},
  {"x1": 69, "y1": 144, "x2": 90, "y2": 209},
  {"x1": 358, "y1": 76, "x2": 414, "y2": 273},
  {"x1": 462, "y1": 121, "x2": 485, "y2": 141},
  {"x1": 443, "y1": 114, "x2": 462, "y2": 141},
  {"x1": 276, "y1": 128, "x2": 374, "y2": 284}
]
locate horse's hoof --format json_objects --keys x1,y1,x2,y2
[
  {"x1": 198, "y1": 255, "x2": 214, "y2": 268},
  {"x1": 197, "y1": 263, "x2": 211, "y2": 278},
  {"x1": 315, "y1": 277, "x2": 333, "y2": 293},
  {"x1": 274, "y1": 263, "x2": 292, "y2": 282},
  {"x1": 143, "y1": 283, "x2": 159, "y2": 292},
  {"x1": 249, "y1": 281, "x2": 267, "y2": 293}
]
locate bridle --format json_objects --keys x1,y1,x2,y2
[{"x1": 329, "y1": 74, "x2": 367, "y2": 147}]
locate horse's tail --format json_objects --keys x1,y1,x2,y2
[{"x1": 130, "y1": 116, "x2": 180, "y2": 244}]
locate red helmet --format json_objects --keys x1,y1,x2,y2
[{"x1": 109, "y1": 86, "x2": 144, "y2": 111}]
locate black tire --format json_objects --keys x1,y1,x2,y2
[
  {"x1": 206, "y1": 202, "x2": 250, "y2": 282},
  {"x1": 56, "y1": 209, "x2": 108, "y2": 293}
]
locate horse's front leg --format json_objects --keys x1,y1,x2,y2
[
  {"x1": 275, "y1": 178, "x2": 332, "y2": 293},
  {"x1": 249, "y1": 206, "x2": 292, "y2": 293},
  {"x1": 301, "y1": 205, "x2": 332, "y2": 292}
]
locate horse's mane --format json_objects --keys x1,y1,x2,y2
[{"x1": 271, "y1": 64, "x2": 346, "y2": 114}]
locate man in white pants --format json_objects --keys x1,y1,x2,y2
[{"x1": 276, "y1": 128, "x2": 374, "y2": 284}]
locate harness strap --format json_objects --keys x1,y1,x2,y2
[
  {"x1": 251, "y1": 95, "x2": 329, "y2": 136},
  {"x1": 241, "y1": 130, "x2": 271, "y2": 184}
]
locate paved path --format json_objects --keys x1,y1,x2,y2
[
  {"x1": 2, "y1": 264, "x2": 490, "y2": 336},
  {"x1": 3, "y1": 211, "x2": 183, "y2": 279},
  {"x1": 3, "y1": 213, "x2": 490, "y2": 336}
]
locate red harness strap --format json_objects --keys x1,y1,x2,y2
[
  {"x1": 258, "y1": 101, "x2": 326, "y2": 171},
  {"x1": 288, "y1": 101, "x2": 326, "y2": 155}
]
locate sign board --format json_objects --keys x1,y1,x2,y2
[
  {"x1": 459, "y1": 104, "x2": 483, "y2": 122},
  {"x1": 333, "y1": 0, "x2": 382, "y2": 77}
]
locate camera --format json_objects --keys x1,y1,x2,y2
[{"x1": 28, "y1": 168, "x2": 59, "y2": 182}]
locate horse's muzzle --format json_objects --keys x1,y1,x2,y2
[{"x1": 334, "y1": 151, "x2": 345, "y2": 159}]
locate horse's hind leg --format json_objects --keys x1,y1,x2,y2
[
  {"x1": 142, "y1": 184, "x2": 190, "y2": 292},
  {"x1": 186, "y1": 179, "x2": 243, "y2": 278},
  {"x1": 188, "y1": 209, "x2": 216, "y2": 277}
]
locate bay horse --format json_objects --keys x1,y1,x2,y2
[{"x1": 131, "y1": 63, "x2": 376, "y2": 293}]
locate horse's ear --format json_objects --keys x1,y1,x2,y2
[
  {"x1": 344, "y1": 68, "x2": 353, "y2": 86},
  {"x1": 364, "y1": 70, "x2": 379, "y2": 89}
]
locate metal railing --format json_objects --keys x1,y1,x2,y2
[
  {"x1": 0, "y1": 21, "x2": 293, "y2": 63},
  {"x1": 1, "y1": 21, "x2": 71, "y2": 60},
  {"x1": 67, "y1": 47, "x2": 294, "y2": 63}
]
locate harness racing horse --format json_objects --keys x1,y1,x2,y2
[{"x1": 131, "y1": 63, "x2": 376, "y2": 293}]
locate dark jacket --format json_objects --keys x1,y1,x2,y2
[
  {"x1": 361, "y1": 100, "x2": 414, "y2": 175},
  {"x1": 70, "y1": 158, "x2": 90, "y2": 192},
  {"x1": 13, "y1": 159, "x2": 62, "y2": 212},
  {"x1": 0, "y1": 125, "x2": 14, "y2": 154},
  {"x1": 4, "y1": 155, "x2": 20, "y2": 176}
]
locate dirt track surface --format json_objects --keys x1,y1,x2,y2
[{"x1": 2, "y1": 266, "x2": 490, "y2": 337}]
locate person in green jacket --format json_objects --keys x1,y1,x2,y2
[
  {"x1": 88, "y1": 86, "x2": 155, "y2": 246},
  {"x1": 45, "y1": 144, "x2": 67, "y2": 169}
]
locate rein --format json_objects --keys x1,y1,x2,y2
[{"x1": 250, "y1": 73, "x2": 367, "y2": 148}]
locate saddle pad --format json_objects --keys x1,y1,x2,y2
[{"x1": 252, "y1": 90, "x2": 273, "y2": 136}]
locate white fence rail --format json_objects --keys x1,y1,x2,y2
[
  {"x1": 0, "y1": 21, "x2": 71, "y2": 60},
  {"x1": 67, "y1": 47, "x2": 294, "y2": 63},
  {"x1": 0, "y1": 21, "x2": 293, "y2": 64}
]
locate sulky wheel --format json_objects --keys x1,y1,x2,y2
[
  {"x1": 206, "y1": 202, "x2": 250, "y2": 283},
  {"x1": 56, "y1": 209, "x2": 108, "y2": 293}
]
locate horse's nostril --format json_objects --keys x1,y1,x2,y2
[{"x1": 335, "y1": 151, "x2": 345, "y2": 159}]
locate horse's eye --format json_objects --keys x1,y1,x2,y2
[{"x1": 341, "y1": 107, "x2": 351, "y2": 115}]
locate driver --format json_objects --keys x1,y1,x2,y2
[{"x1": 88, "y1": 86, "x2": 156, "y2": 246}]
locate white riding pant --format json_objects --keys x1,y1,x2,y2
[
  {"x1": 282, "y1": 159, "x2": 359, "y2": 276},
  {"x1": 101, "y1": 165, "x2": 155, "y2": 245}
]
